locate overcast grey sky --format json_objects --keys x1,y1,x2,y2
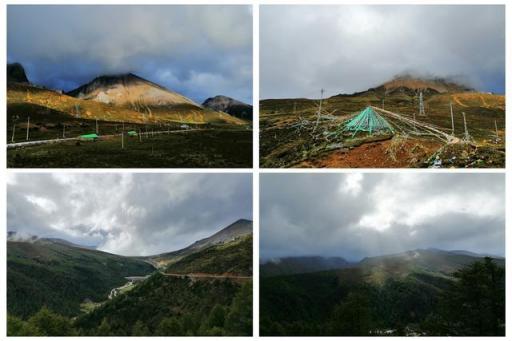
[
  {"x1": 8, "y1": 5, "x2": 252, "y2": 104},
  {"x1": 7, "y1": 173, "x2": 252, "y2": 256},
  {"x1": 261, "y1": 5, "x2": 505, "y2": 99},
  {"x1": 260, "y1": 173, "x2": 504, "y2": 261}
]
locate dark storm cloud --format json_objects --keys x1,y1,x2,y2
[
  {"x1": 7, "y1": 173, "x2": 252, "y2": 256},
  {"x1": 260, "y1": 173, "x2": 504, "y2": 261},
  {"x1": 260, "y1": 5, "x2": 505, "y2": 99},
  {"x1": 7, "y1": 5, "x2": 252, "y2": 104}
]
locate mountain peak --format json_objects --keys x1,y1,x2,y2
[
  {"x1": 7, "y1": 63, "x2": 29, "y2": 83},
  {"x1": 377, "y1": 74, "x2": 473, "y2": 94},
  {"x1": 67, "y1": 73, "x2": 199, "y2": 107}
]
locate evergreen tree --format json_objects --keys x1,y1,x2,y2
[
  {"x1": 131, "y1": 320, "x2": 150, "y2": 336},
  {"x1": 96, "y1": 317, "x2": 112, "y2": 336},
  {"x1": 225, "y1": 281, "x2": 253, "y2": 335},
  {"x1": 25, "y1": 307, "x2": 77, "y2": 336},
  {"x1": 156, "y1": 317, "x2": 183, "y2": 335},
  {"x1": 7, "y1": 315, "x2": 26, "y2": 336},
  {"x1": 329, "y1": 291, "x2": 373, "y2": 336},
  {"x1": 207, "y1": 304, "x2": 227, "y2": 329},
  {"x1": 434, "y1": 257, "x2": 505, "y2": 336}
]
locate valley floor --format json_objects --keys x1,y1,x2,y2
[{"x1": 7, "y1": 129, "x2": 252, "y2": 168}]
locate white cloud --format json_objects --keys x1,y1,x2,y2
[
  {"x1": 260, "y1": 5, "x2": 505, "y2": 99},
  {"x1": 8, "y1": 173, "x2": 252, "y2": 256},
  {"x1": 340, "y1": 173, "x2": 364, "y2": 196},
  {"x1": 261, "y1": 173, "x2": 505, "y2": 260},
  {"x1": 26, "y1": 195, "x2": 57, "y2": 214}
]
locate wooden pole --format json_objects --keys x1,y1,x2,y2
[
  {"x1": 26, "y1": 116, "x2": 30, "y2": 141},
  {"x1": 495, "y1": 120, "x2": 499, "y2": 140},
  {"x1": 96, "y1": 118, "x2": 99, "y2": 134},
  {"x1": 121, "y1": 121, "x2": 125, "y2": 149},
  {"x1": 63, "y1": 124, "x2": 66, "y2": 138},
  {"x1": 139, "y1": 129, "x2": 142, "y2": 142}
]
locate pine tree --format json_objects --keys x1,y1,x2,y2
[{"x1": 132, "y1": 320, "x2": 150, "y2": 336}]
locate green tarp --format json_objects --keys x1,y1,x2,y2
[
  {"x1": 127, "y1": 131, "x2": 137, "y2": 136},
  {"x1": 343, "y1": 106, "x2": 394, "y2": 137},
  {"x1": 80, "y1": 133, "x2": 99, "y2": 140}
]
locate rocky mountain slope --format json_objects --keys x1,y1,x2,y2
[
  {"x1": 203, "y1": 95, "x2": 253, "y2": 120},
  {"x1": 147, "y1": 219, "x2": 253, "y2": 268},
  {"x1": 7, "y1": 63, "x2": 29, "y2": 83}
]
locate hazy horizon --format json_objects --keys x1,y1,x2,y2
[
  {"x1": 260, "y1": 247, "x2": 505, "y2": 264},
  {"x1": 260, "y1": 173, "x2": 505, "y2": 260}
]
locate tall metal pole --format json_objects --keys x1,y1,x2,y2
[
  {"x1": 450, "y1": 101, "x2": 454, "y2": 135},
  {"x1": 462, "y1": 112, "x2": 469, "y2": 141},
  {"x1": 121, "y1": 121, "x2": 125, "y2": 149},
  {"x1": 26, "y1": 116, "x2": 30, "y2": 141},
  {"x1": 419, "y1": 91, "x2": 426, "y2": 116},
  {"x1": 63, "y1": 124, "x2": 66, "y2": 138},
  {"x1": 96, "y1": 118, "x2": 99, "y2": 134}
]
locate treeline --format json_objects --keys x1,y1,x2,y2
[
  {"x1": 8, "y1": 280, "x2": 252, "y2": 336},
  {"x1": 261, "y1": 258, "x2": 504, "y2": 336}
]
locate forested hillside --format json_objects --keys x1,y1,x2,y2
[{"x1": 260, "y1": 257, "x2": 504, "y2": 336}]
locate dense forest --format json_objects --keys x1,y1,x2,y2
[
  {"x1": 7, "y1": 240, "x2": 154, "y2": 318},
  {"x1": 260, "y1": 257, "x2": 504, "y2": 336},
  {"x1": 7, "y1": 227, "x2": 253, "y2": 336},
  {"x1": 8, "y1": 274, "x2": 252, "y2": 336}
]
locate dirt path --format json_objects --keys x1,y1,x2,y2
[
  {"x1": 161, "y1": 272, "x2": 252, "y2": 283},
  {"x1": 451, "y1": 95, "x2": 468, "y2": 107}
]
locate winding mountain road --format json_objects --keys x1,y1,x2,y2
[{"x1": 161, "y1": 272, "x2": 252, "y2": 283}]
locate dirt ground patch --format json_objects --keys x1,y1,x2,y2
[{"x1": 299, "y1": 137, "x2": 442, "y2": 168}]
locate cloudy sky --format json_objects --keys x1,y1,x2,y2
[
  {"x1": 7, "y1": 173, "x2": 252, "y2": 256},
  {"x1": 261, "y1": 173, "x2": 504, "y2": 261},
  {"x1": 261, "y1": 5, "x2": 505, "y2": 99},
  {"x1": 7, "y1": 5, "x2": 252, "y2": 104}
]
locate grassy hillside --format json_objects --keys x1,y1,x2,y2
[
  {"x1": 75, "y1": 272, "x2": 252, "y2": 336},
  {"x1": 165, "y1": 235, "x2": 252, "y2": 276},
  {"x1": 7, "y1": 240, "x2": 154, "y2": 318},
  {"x1": 260, "y1": 88, "x2": 505, "y2": 168},
  {"x1": 7, "y1": 83, "x2": 245, "y2": 127}
]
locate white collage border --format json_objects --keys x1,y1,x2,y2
[{"x1": 0, "y1": 0, "x2": 509, "y2": 340}]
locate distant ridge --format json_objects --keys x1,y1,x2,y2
[
  {"x1": 261, "y1": 248, "x2": 504, "y2": 278},
  {"x1": 202, "y1": 95, "x2": 253, "y2": 120}
]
